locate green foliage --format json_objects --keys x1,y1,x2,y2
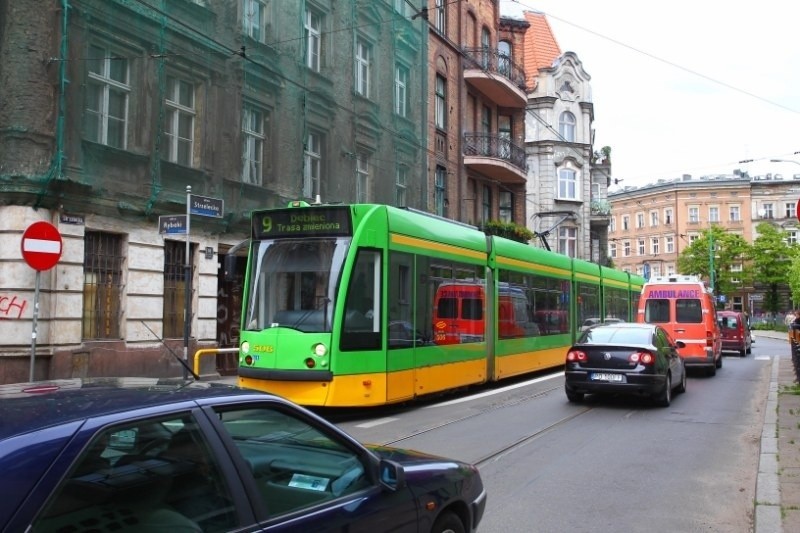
[
  {"x1": 788, "y1": 245, "x2": 800, "y2": 306},
  {"x1": 480, "y1": 220, "x2": 534, "y2": 243},
  {"x1": 676, "y1": 225, "x2": 752, "y2": 297},
  {"x1": 752, "y1": 223, "x2": 795, "y2": 313}
]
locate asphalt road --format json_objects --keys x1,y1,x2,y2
[{"x1": 336, "y1": 342, "x2": 778, "y2": 532}]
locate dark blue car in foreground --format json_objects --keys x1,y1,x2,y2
[{"x1": 0, "y1": 379, "x2": 485, "y2": 532}]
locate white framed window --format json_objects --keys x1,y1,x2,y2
[
  {"x1": 558, "y1": 227, "x2": 577, "y2": 258},
  {"x1": 709, "y1": 206, "x2": 720, "y2": 222},
  {"x1": 86, "y1": 44, "x2": 129, "y2": 149},
  {"x1": 622, "y1": 215, "x2": 630, "y2": 231},
  {"x1": 762, "y1": 203, "x2": 774, "y2": 219},
  {"x1": 786, "y1": 202, "x2": 797, "y2": 219},
  {"x1": 664, "y1": 208, "x2": 673, "y2": 225},
  {"x1": 637, "y1": 238, "x2": 645, "y2": 256},
  {"x1": 356, "y1": 151, "x2": 369, "y2": 203},
  {"x1": 164, "y1": 75, "x2": 195, "y2": 166},
  {"x1": 355, "y1": 38, "x2": 371, "y2": 97},
  {"x1": 393, "y1": 0, "x2": 410, "y2": 16},
  {"x1": 435, "y1": 0, "x2": 446, "y2": 33},
  {"x1": 499, "y1": 191, "x2": 512, "y2": 223},
  {"x1": 559, "y1": 111, "x2": 576, "y2": 142},
  {"x1": 623, "y1": 241, "x2": 631, "y2": 257},
  {"x1": 729, "y1": 205, "x2": 741, "y2": 221},
  {"x1": 666, "y1": 236, "x2": 674, "y2": 253},
  {"x1": 651, "y1": 237, "x2": 660, "y2": 254},
  {"x1": 304, "y1": 8, "x2": 321, "y2": 72},
  {"x1": 636, "y1": 212, "x2": 644, "y2": 229},
  {"x1": 609, "y1": 242, "x2": 617, "y2": 258},
  {"x1": 303, "y1": 131, "x2": 321, "y2": 198},
  {"x1": 396, "y1": 165, "x2": 407, "y2": 207},
  {"x1": 243, "y1": 0, "x2": 268, "y2": 43},
  {"x1": 610, "y1": 216, "x2": 616, "y2": 233},
  {"x1": 395, "y1": 64, "x2": 408, "y2": 117},
  {"x1": 435, "y1": 75, "x2": 446, "y2": 129},
  {"x1": 650, "y1": 211, "x2": 659, "y2": 227},
  {"x1": 242, "y1": 104, "x2": 266, "y2": 185},
  {"x1": 688, "y1": 206, "x2": 699, "y2": 223},
  {"x1": 787, "y1": 229, "x2": 798, "y2": 245},
  {"x1": 557, "y1": 168, "x2": 577, "y2": 199}
]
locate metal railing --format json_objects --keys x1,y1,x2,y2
[
  {"x1": 462, "y1": 133, "x2": 526, "y2": 172},
  {"x1": 461, "y1": 47, "x2": 527, "y2": 91}
]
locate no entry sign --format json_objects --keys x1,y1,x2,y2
[{"x1": 21, "y1": 221, "x2": 63, "y2": 271}]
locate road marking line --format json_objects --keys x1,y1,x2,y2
[
  {"x1": 427, "y1": 372, "x2": 563, "y2": 407},
  {"x1": 355, "y1": 417, "x2": 398, "y2": 428}
]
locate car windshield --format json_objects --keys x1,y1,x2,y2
[{"x1": 580, "y1": 327, "x2": 651, "y2": 345}]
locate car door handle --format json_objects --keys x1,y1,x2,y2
[{"x1": 675, "y1": 329, "x2": 686, "y2": 333}]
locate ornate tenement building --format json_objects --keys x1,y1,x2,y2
[{"x1": 608, "y1": 173, "x2": 800, "y2": 313}]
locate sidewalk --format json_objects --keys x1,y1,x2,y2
[{"x1": 755, "y1": 330, "x2": 800, "y2": 533}]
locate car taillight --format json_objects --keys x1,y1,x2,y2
[
  {"x1": 566, "y1": 349, "x2": 588, "y2": 362},
  {"x1": 630, "y1": 351, "x2": 654, "y2": 364},
  {"x1": 706, "y1": 331, "x2": 713, "y2": 347}
]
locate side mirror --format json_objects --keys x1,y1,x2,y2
[{"x1": 379, "y1": 459, "x2": 406, "y2": 491}]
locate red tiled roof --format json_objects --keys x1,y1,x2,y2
[{"x1": 522, "y1": 11, "x2": 561, "y2": 87}]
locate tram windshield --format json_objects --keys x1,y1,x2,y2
[{"x1": 244, "y1": 237, "x2": 350, "y2": 332}]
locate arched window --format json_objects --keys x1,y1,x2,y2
[{"x1": 559, "y1": 111, "x2": 576, "y2": 142}]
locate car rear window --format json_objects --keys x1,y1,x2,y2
[
  {"x1": 676, "y1": 299, "x2": 703, "y2": 323},
  {"x1": 581, "y1": 328, "x2": 652, "y2": 345},
  {"x1": 719, "y1": 316, "x2": 739, "y2": 329}
]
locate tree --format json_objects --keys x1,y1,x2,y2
[
  {"x1": 676, "y1": 226, "x2": 751, "y2": 299},
  {"x1": 751, "y1": 222, "x2": 794, "y2": 314},
  {"x1": 788, "y1": 246, "x2": 800, "y2": 308}
]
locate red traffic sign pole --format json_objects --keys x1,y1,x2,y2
[
  {"x1": 20, "y1": 221, "x2": 62, "y2": 382},
  {"x1": 21, "y1": 221, "x2": 63, "y2": 271}
]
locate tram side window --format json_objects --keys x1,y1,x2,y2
[
  {"x1": 499, "y1": 270, "x2": 563, "y2": 338},
  {"x1": 341, "y1": 249, "x2": 381, "y2": 351},
  {"x1": 577, "y1": 282, "x2": 601, "y2": 329},
  {"x1": 604, "y1": 287, "x2": 628, "y2": 321},
  {"x1": 429, "y1": 259, "x2": 486, "y2": 345}
]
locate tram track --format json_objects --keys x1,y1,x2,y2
[{"x1": 369, "y1": 382, "x2": 594, "y2": 466}]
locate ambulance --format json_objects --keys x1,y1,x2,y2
[{"x1": 637, "y1": 275, "x2": 722, "y2": 375}]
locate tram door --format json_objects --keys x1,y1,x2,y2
[{"x1": 386, "y1": 252, "x2": 417, "y2": 403}]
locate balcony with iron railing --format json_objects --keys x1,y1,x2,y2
[
  {"x1": 462, "y1": 47, "x2": 527, "y2": 108},
  {"x1": 463, "y1": 133, "x2": 527, "y2": 183}
]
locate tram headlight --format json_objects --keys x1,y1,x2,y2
[
  {"x1": 313, "y1": 343, "x2": 327, "y2": 357},
  {"x1": 241, "y1": 341, "x2": 250, "y2": 354}
]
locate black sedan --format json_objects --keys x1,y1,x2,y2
[
  {"x1": 0, "y1": 378, "x2": 485, "y2": 533},
  {"x1": 564, "y1": 322, "x2": 687, "y2": 407}
]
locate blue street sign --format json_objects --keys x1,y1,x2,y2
[
  {"x1": 642, "y1": 262, "x2": 651, "y2": 281},
  {"x1": 189, "y1": 194, "x2": 224, "y2": 218}
]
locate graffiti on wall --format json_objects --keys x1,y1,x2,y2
[{"x1": 0, "y1": 294, "x2": 28, "y2": 320}]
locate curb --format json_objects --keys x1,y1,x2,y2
[{"x1": 756, "y1": 351, "x2": 782, "y2": 533}]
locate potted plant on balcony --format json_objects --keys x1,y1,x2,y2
[{"x1": 480, "y1": 220, "x2": 534, "y2": 244}]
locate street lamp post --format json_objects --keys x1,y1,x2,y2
[{"x1": 709, "y1": 231, "x2": 715, "y2": 294}]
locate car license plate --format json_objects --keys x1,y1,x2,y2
[{"x1": 590, "y1": 372, "x2": 623, "y2": 382}]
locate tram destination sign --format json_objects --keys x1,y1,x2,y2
[{"x1": 252, "y1": 206, "x2": 352, "y2": 239}]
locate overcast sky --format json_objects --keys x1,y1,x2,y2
[{"x1": 500, "y1": 0, "x2": 800, "y2": 188}]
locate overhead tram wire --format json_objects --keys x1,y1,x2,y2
[{"x1": 505, "y1": 0, "x2": 800, "y2": 115}]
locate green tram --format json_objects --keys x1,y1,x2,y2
[{"x1": 235, "y1": 202, "x2": 644, "y2": 407}]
